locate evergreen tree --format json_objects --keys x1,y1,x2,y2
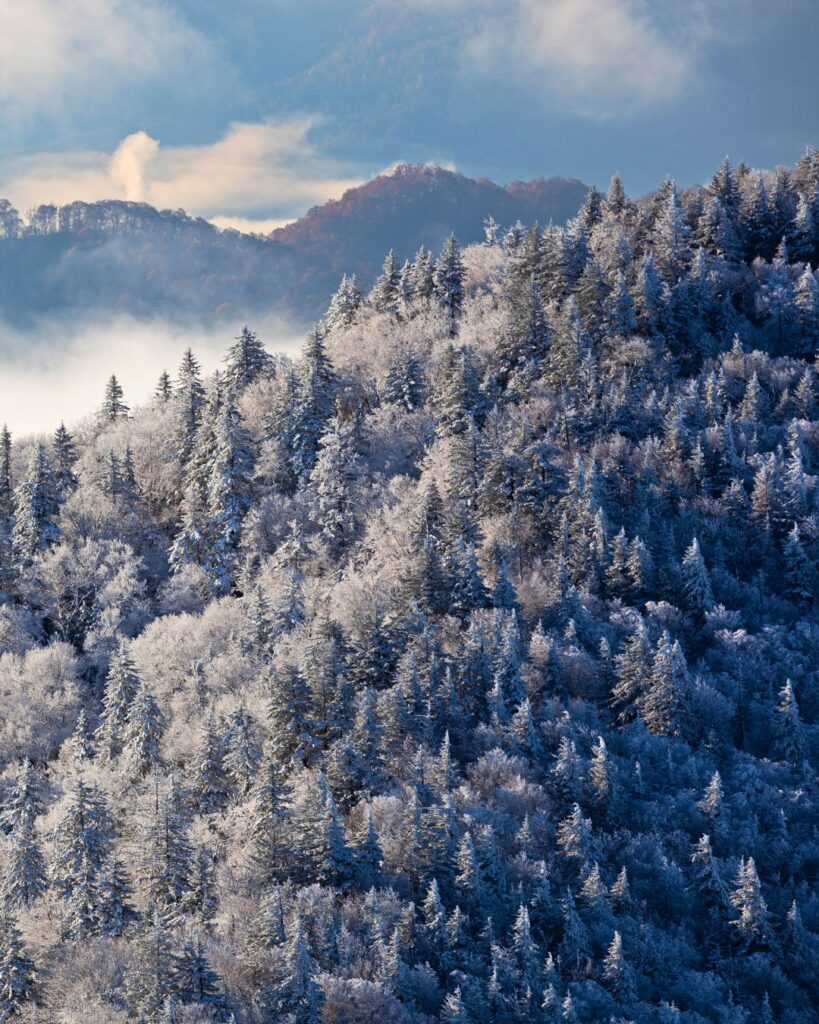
[
  {"x1": 441, "y1": 986, "x2": 471, "y2": 1024},
  {"x1": 127, "y1": 911, "x2": 174, "y2": 1023},
  {"x1": 546, "y1": 298, "x2": 588, "y2": 388},
  {"x1": 174, "y1": 348, "x2": 206, "y2": 465},
  {"x1": 295, "y1": 774, "x2": 354, "y2": 887},
  {"x1": 0, "y1": 760, "x2": 43, "y2": 833},
  {"x1": 652, "y1": 181, "x2": 693, "y2": 282},
  {"x1": 182, "y1": 847, "x2": 217, "y2": 928},
  {"x1": 790, "y1": 191, "x2": 816, "y2": 261},
  {"x1": 325, "y1": 274, "x2": 363, "y2": 330},
  {"x1": 351, "y1": 686, "x2": 385, "y2": 789},
  {"x1": 435, "y1": 345, "x2": 480, "y2": 436},
  {"x1": 369, "y1": 251, "x2": 401, "y2": 314},
  {"x1": 0, "y1": 911, "x2": 35, "y2": 1020},
  {"x1": 11, "y1": 443, "x2": 59, "y2": 565},
  {"x1": 633, "y1": 251, "x2": 665, "y2": 333},
  {"x1": 729, "y1": 857, "x2": 769, "y2": 951},
  {"x1": 354, "y1": 808, "x2": 384, "y2": 887},
  {"x1": 640, "y1": 632, "x2": 689, "y2": 736},
  {"x1": 698, "y1": 771, "x2": 724, "y2": 820},
  {"x1": 783, "y1": 524, "x2": 813, "y2": 604},
  {"x1": 383, "y1": 347, "x2": 425, "y2": 411},
  {"x1": 174, "y1": 933, "x2": 221, "y2": 1006},
  {"x1": 102, "y1": 374, "x2": 129, "y2": 421},
  {"x1": 155, "y1": 370, "x2": 172, "y2": 403},
  {"x1": 558, "y1": 888, "x2": 590, "y2": 977},
  {"x1": 267, "y1": 660, "x2": 314, "y2": 769},
  {"x1": 52, "y1": 422, "x2": 78, "y2": 499},
  {"x1": 411, "y1": 245, "x2": 436, "y2": 301},
  {"x1": 602, "y1": 930, "x2": 636, "y2": 1001},
  {"x1": 454, "y1": 831, "x2": 485, "y2": 912},
  {"x1": 604, "y1": 173, "x2": 630, "y2": 218},
  {"x1": 556, "y1": 805, "x2": 594, "y2": 864},
  {"x1": 793, "y1": 264, "x2": 819, "y2": 349},
  {"x1": 223, "y1": 706, "x2": 259, "y2": 795},
  {"x1": 123, "y1": 683, "x2": 165, "y2": 778},
  {"x1": 783, "y1": 420, "x2": 808, "y2": 517},
  {"x1": 290, "y1": 327, "x2": 337, "y2": 484},
  {"x1": 97, "y1": 640, "x2": 142, "y2": 759},
  {"x1": 577, "y1": 186, "x2": 604, "y2": 233},
  {"x1": 309, "y1": 417, "x2": 358, "y2": 551},
  {"x1": 50, "y1": 779, "x2": 115, "y2": 936},
  {"x1": 434, "y1": 235, "x2": 466, "y2": 332},
  {"x1": 611, "y1": 617, "x2": 651, "y2": 724},
  {"x1": 141, "y1": 792, "x2": 193, "y2": 918},
  {"x1": 273, "y1": 914, "x2": 322, "y2": 1024},
  {"x1": 67, "y1": 708, "x2": 93, "y2": 766},
  {"x1": 201, "y1": 403, "x2": 253, "y2": 590},
  {"x1": 190, "y1": 712, "x2": 228, "y2": 814},
  {"x1": 223, "y1": 325, "x2": 270, "y2": 394},
  {"x1": 0, "y1": 426, "x2": 11, "y2": 516},
  {"x1": 775, "y1": 679, "x2": 807, "y2": 763},
  {"x1": 680, "y1": 537, "x2": 714, "y2": 620},
  {"x1": 250, "y1": 751, "x2": 291, "y2": 884},
  {"x1": 95, "y1": 857, "x2": 134, "y2": 937},
  {"x1": 607, "y1": 268, "x2": 638, "y2": 336},
  {"x1": 1, "y1": 818, "x2": 47, "y2": 908}
]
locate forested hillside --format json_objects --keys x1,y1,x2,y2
[
  {"x1": 0, "y1": 151, "x2": 817, "y2": 1024},
  {"x1": 0, "y1": 167, "x2": 586, "y2": 327},
  {"x1": 269, "y1": 165, "x2": 588, "y2": 316}
]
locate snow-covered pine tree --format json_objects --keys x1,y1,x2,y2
[
  {"x1": 11, "y1": 443, "x2": 59, "y2": 566},
  {"x1": 775, "y1": 679, "x2": 807, "y2": 763},
  {"x1": 680, "y1": 537, "x2": 714, "y2": 620},
  {"x1": 155, "y1": 370, "x2": 172, "y2": 403},
  {"x1": 201, "y1": 403, "x2": 253, "y2": 591},
  {"x1": 369, "y1": 250, "x2": 401, "y2": 315},
  {"x1": 729, "y1": 857, "x2": 770, "y2": 951},
  {"x1": 1, "y1": 817, "x2": 47, "y2": 908},
  {"x1": 52, "y1": 422, "x2": 78, "y2": 499},
  {"x1": 122, "y1": 682, "x2": 165, "y2": 778},
  {"x1": 189, "y1": 712, "x2": 228, "y2": 813},
  {"x1": 325, "y1": 274, "x2": 363, "y2": 331},
  {"x1": 639, "y1": 632, "x2": 689, "y2": 736},
  {"x1": 0, "y1": 911, "x2": 35, "y2": 1019},
  {"x1": 308, "y1": 417, "x2": 358, "y2": 552},
  {"x1": 96, "y1": 639, "x2": 142, "y2": 759},
  {"x1": 101, "y1": 373, "x2": 129, "y2": 421},
  {"x1": 434, "y1": 235, "x2": 466, "y2": 333},
  {"x1": 174, "y1": 347, "x2": 206, "y2": 465},
  {"x1": 272, "y1": 913, "x2": 322, "y2": 1024},
  {"x1": 223, "y1": 325, "x2": 270, "y2": 395},
  {"x1": 290, "y1": 327, "x2": 337, "y2": 485}
]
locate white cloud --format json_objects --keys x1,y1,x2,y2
[
  {"x1": 416, "y1": 0, "x2": 715, "y2": 115},
  {"x1": 0, "y1": 0, "x2": 214, "y2": 117},
  {"x1": 0, "y1": 120, "x2": 363, "y2": 224},
  {"x1": 508, "y1": 0, "x2": 694, "y2": 109}
]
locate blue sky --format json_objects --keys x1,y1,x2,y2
[{"x1": 1, "y1": 0, "x2": 818, "y2": 229}]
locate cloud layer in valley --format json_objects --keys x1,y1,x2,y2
[{"x1": 0, "y1": 314, "x2": 304, "y2": 437}]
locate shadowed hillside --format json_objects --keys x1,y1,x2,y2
[{"x1": 0, "y1": 167, "x2": 588, "y2": 327}]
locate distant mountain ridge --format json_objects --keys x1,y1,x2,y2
[
  {"x1": 270, "y1": 163, "x2": 588, "y2": 316},
  {"x1": 0, "y1": 165, "x2": 589, "y2": 327}
]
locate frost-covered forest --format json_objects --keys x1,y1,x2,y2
[{"x1": 0, "y1": 151, "x2": 818, "y2": 1024}]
